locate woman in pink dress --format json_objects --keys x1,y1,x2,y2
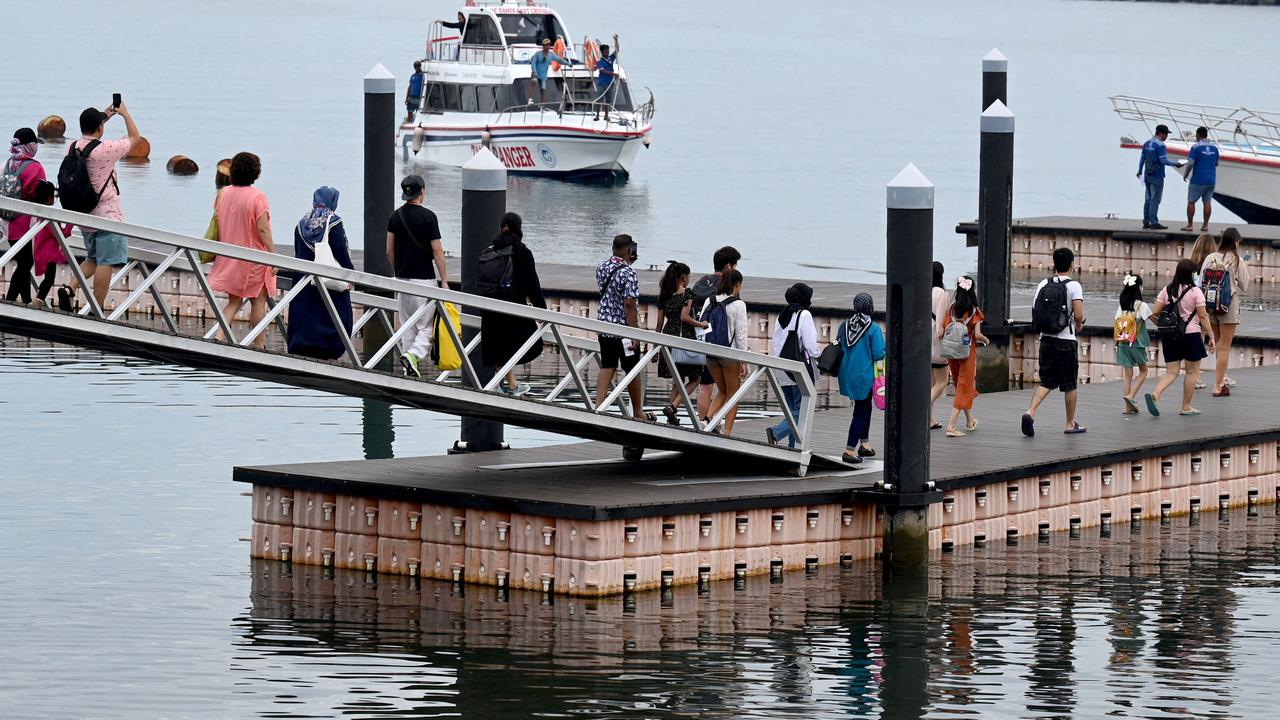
[{"x1": 210, "y1": 152, "x2": 276, "y2": 349}]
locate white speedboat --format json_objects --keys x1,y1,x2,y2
[
  {"x1": 1113, "y1": 95, "x2": 1280, "y2": 225},
  {"x1": 401, "y1": 0, "x2": 655, "y2": 180}
]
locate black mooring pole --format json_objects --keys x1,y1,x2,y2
[
  {"x1": 882, "y1": 163, "x2": 937, "y2": 567},
  {"x1": 360, "y1": 63, "x2": 397, "y2": 449},
  {"x1": 976, "y1": 99, "x2": 1015, "y2": 392},
  {"x1": 363, "y1": 63, "x2": 395, "y2": 278},
  {"x1": 982, "y1": 48, "x2": 1007, "y2": 111},
  {"x1": 453, "y1": 145, "x2": 508, "y2": 453}
]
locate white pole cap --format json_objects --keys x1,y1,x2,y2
[
  {"x1": 981, "y1": 99, "x2": 1015, "y2": 134},
  {"x1": 364, "y1": 63, "x2": 395, "y2": 94},
  {"x1": 886, "y1": 163, "x2": 934, "y2": 210},
  {"x1": 462, "y1": 146, "x2": 507, "y2": 192},
  {"x1": 982, "y1": 48, "x2": 1007, "y2": 73}
]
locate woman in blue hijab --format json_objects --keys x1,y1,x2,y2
[{"x1": 286, "y1": 186, "x2": 354, "y2": 359}]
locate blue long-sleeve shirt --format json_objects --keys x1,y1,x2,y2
[
  {"x1": 527, "y1": 51, "x2": 569, "y2": 81},
  {"x1": 1139, "y1": 136, "x2": 1179, "y2": 180}
]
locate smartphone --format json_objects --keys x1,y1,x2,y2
[
  {"x1": 112, "y1": 93, "x2": 121, "y2": 109},
  {"x1": 628, "y1": 242, "x2": 638, "y2": 262}
]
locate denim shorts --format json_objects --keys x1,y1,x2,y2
[
  {"x1": 84, "y1": 230, "x2": 129, "y2": 267},
  {"x1": 1188, "y1": 183, "x2": 1214, "y2": 204}
]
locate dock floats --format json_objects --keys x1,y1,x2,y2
[{"x1": 239, "y1": 365, "x2": 1280, "y2": 597}]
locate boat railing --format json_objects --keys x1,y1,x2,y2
[
  {"x1": 424, "y1": 20, "x2": 514, "y2": 66},
  {"x1": 1110, "y1": 95, "x2": 1280, "y2": 157}
]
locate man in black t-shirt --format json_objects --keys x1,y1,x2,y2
[{"x1": 386, "y1": 174, "x2": 450, "y2": 377}]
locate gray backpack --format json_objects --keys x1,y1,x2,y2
[
  {"x1": 0, "y1": 159, "x2": 33, "y2": 221},
  {"x1": 939, "y1": 315, "x2": 971, "y2": 360}
]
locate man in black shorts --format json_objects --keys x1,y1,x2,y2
[
  {"x1": 593, "y1": 234, "x2": 648, "y2": 418},
  {"x1": 693, "y1": 245, "x2": 741, "y2": 423},
  {"x1": 1022, "y1": 247, "x2": 1086, "y2": 436}
]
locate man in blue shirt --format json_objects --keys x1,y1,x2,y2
[
  {"x1": 593, "y1": 34, "x2": 620, "y2": 122},
  {"x1": 1182, "y1": 126, "x2": 1220, "y2": 232},
  {"x1": 1137, "y1": 123, "x2": 1184, "y2": 230},
  {"x1": 405, "y1": 61, "x2": 425, "y2": 123},
  {"x1": 528, "y1": 38, "x2": 569, "y2": 105}
]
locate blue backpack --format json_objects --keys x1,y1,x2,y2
[{"x1": 703, "y1": 296, "x2": 740, "y2": 347}]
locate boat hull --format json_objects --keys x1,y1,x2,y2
[{"x1": 403, "y1": 116, "x2": 650, "y2": 180}]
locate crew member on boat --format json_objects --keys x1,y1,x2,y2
[
  {"x1": 594, "y1": 34, "x2": 619, "y2": 122},
  {"x1": 528, "y1": 38, "x2": 570, "y2": 105}
]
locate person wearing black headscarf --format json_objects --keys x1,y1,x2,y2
[
  {"x1": 480, "y1": 212, "x2": 547, "y2": 396},
  {"x1": 835, "y1": 292, "x2": 886, "y2": 464},
  {"x1": 766, "y1": 282, "x2": 820, "y2": 448}
]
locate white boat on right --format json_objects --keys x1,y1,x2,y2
[{"x1": 1112, "y1": 95, "x2": 1280, "y2": 225}]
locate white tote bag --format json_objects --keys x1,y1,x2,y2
[{"x1": 313, "y1": 216, "x2": 348, "y2": 292}]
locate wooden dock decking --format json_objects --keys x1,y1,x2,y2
[{"x1": 235, "y1": 364, "x2": 1280, "y2": 520}]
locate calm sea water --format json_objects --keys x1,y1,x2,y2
[
  {"x1": 6, "y1": 1, "x2": 1280, "y2": 717},
  {"x1": 3, "y1": 344, "x2": 1280, "y2": 717},
  {"x1": 5, "y1": 0, "x2": 1280, "y2": 285}
]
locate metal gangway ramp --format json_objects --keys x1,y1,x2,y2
[{"x1": 0, "y1": 197, "x2": 822, "y2": 474}]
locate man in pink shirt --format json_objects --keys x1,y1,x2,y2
[{"x1": 68, "y1": 102, "x2": 142, "y2": 308}]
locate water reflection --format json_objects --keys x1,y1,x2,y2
[{"x1": 238, "y1": 509, "x2": 1280, "y2": 719}]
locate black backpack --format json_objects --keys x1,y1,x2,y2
[
  {"x1": 58, "y1": 140, "x2": 114, "y2": 213},
  {"x1": 475, "y1": 244, "x2": 515, "y2": 299},
  {"x1": 1031, "y1": 276, "x2": 1071, "y2": 334},
  {"x1": 1156, "y1": 284, "x2": 1192, "y2": 341}
]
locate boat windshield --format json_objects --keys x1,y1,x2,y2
[{"x1": 499, "y1": 14, "x2": 566, "y2": 46}]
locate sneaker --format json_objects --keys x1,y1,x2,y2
[
  {"x1": 399, "y1": 352, "x2": 421, "y2": 378},
  {"x1": 1150, "y1": 223, "x2": 1168, "y2": 230},
  {"x1": 501, "y1": 382, "x2": 531, "y2": 397},
  {"x1": 1194, "y1": 379, "x2": 1206, "y2": 390},
  {"x1": 1224, "y1": 375, "x2": 1237, "y2": 387},
  {"x1": 662, "y1": 404, "x2": 679, "y2": 426},
  {"x1": 765, "y1": 427, "x2": 779, "y2": 446}
]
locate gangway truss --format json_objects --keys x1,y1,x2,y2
[{"x1": 0, "y1": 196, "x2": 821, "y2": 475}]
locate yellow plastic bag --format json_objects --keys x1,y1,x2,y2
[{"x1": 432, "y1": 302, "x2": 462, "y2": 371}]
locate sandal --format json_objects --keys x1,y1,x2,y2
[
  {"x1": 946, "y1": 429, "x2": 965, "y2": 438},
  {"x1": 1179, "y1": 408, "x2": 1202, "y2": 416},
  {"x1": 1144, "y1": 393, "x2": 1160, "y2": 417},
  {"x1": 661, "y1": 404, "x2": 679, "y2": 425},
  {"x1": 1212, "y1": 386, "x2": 1230, "y2": 397},
  {"x1": 966, "y1": 419, "x2": 979, "y2": 433},
  {"x1": 1123, "y1": 396, "x2": 1139, "y2": 414},
  {"x1": 1021, "y1": 413, "x2": 1035, "y2": 437},
  {"x1": 1064, "y1": 423, "x2": 1088, "y2": 434}
]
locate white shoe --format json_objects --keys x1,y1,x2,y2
[{"x1": 1224, "y1": 375, "x2": 1237, "y2": 387}]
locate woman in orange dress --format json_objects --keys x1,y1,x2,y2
[
  {"x1": 943, "y1": 275, "x2": 989, "y2": 437},
  {"x1": 210, "y1": 152, "x2": 277, "y2": 350}
]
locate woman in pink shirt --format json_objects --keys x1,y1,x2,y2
[
  {"x1": 210, "y1": 152, "x2": 276, "y2": 349},
  {"x1": 1144, "y1": 259, "x2": 1216, "y2": 416}
]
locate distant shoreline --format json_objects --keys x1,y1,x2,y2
[{"x1": 1101, "y1": 0, "x2": 1277, "y2": 5}]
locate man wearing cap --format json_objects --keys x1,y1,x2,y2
[
  {"x1": 3, "y1": 128, "x2": 48, "y2": 305},
  {"x1": 67, "y1": 101, "x2": 143, "y2": 307},
  {"x1": 1137, "y1": 123, "x2": 1184, "y2": 230},
  {"x1": 527, "y1": 38, "x2": 569, "y2": 105},
  {"x1": 386, "y1": 174, "x2": 450, "y2": 377}
]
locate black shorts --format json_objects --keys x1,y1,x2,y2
[
  {"x1": 931, "y1": 362, "x2": 948, "y2": 369},
  {"x1": 1163, "y1": 332, "x2": 1208, "y2": 364},
  {"x1": 599, "y1": 336, "x2": 641, "y2": 371},
  {"x1": 699, "y1": 366, "x2": 714, "y2": 386},
  {"x1": 1038, "y1": 336, "x2": 1079, "y2": 393}
]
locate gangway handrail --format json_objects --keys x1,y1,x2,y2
[{"x1": 0, "y1": 196, "x2": 819, "y2": 473}]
